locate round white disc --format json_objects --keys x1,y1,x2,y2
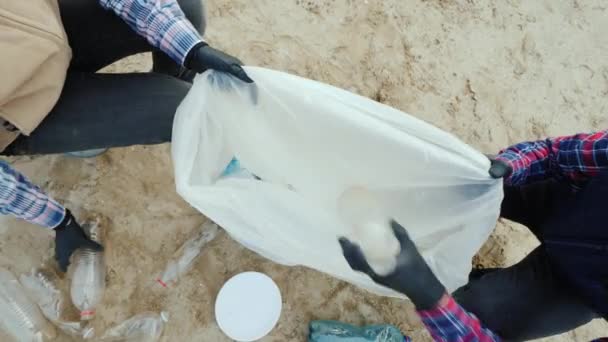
[{"x1": 215, "y1": 272, "x2": 282, "y2": 341}]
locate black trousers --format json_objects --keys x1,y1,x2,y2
[
  {"x1": 454, "y1": 181, "x2": 599, "y2": 341},
  {"x1": 3, "y1": 0, "x2": 205, "y2": 155}
]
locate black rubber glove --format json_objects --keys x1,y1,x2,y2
[
  {"x1": 185, "y1": 42, "x2": 253, "y2": 83},
  {"x1": 339, "y1": 220, "x2": 445, "y2": 310},
  {"x1": 488, "y1": 157, "x2": 512, "y2": 179},
  {"x1": 54, "y1": 210, "x2": 103, "y2": 272}
]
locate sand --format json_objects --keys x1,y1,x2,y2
[{"x1": 1, "y1": 0, "x2": 607, "y2": 340}]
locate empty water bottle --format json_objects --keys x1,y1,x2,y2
[
  {"x1": 20, "y1": 269, "x2": 64, "y2": 321},
  {"x1": 156, "y1": 222, "x2": 219, "y2": 288},
  {"x1": 100, "y1": 311, "x2": 168, "y2": 342},
  {"x1": 0, "y1": 267, "x2": 56, "y2": 341},
  {"x1": 20, "y1": 268, "x2": 83, "y2": 337},
  {"x1": 70, "y1": 221, "x2": 106, "y2": 320}
]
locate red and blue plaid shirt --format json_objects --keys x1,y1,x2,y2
[
  {"x1": 412, "y1": 294, "x2": 607, "y2": 341},
  {"x1": 496, "y1": 130, "x2": 608, "y2": 186},
  {"x1": 0, "y1": 161, "x2": 65, "y2": 228},
  {"x1": 99, "y1": 0, "x2": 203, "y2": 65},
  {"x1": 415, "y1": 295, "x2": 499, "y2": 341}
]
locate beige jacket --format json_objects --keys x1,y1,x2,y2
[{"x1": 0, "y1": 0, "x2": 71, "y2": 150}]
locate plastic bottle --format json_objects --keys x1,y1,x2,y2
[
  {"x1": 70, "y1": 221, "x2": 106, "y2": 320},
  {"x1": 20, "y1": 268, "x2": 84, "y2": 337},
  {"x1": 337, "y1": 187, "x2": 401, "y2": 276},
  {"x1": 99, "y1": 311, "x2": 168, "y2": 342},
  {"x1": 156, "y1": 222, "x2": 219, "y2": 288},
  {"x1": 0, "y1": 267, "x2": 56, "y2": 341},
  {"x1": 20, "y1": 268, "x2": 64, "y2": 322}
]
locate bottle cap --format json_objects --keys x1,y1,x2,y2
[
  {"x1": 156, "y1": 278, "x2": 169, "y2": 288},
  {"x1": 80, "y1": 310, "x2": 95, "y2": 320}
]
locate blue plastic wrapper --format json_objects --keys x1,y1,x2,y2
[
  {"x1": 221, "y1": 157, "x2": 260, "y2": 180},
  {"x1": 309, "y1": 320, "x2": 405, "y2": 342},
  {"x1": 221, "y1": 157, "x2": 242, "y2": 177}
]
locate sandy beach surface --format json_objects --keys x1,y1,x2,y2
[{"x1": 1, "y1": 0, "x2": 607, "y2": 340}]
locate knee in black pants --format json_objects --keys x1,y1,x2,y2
[{"x1": 453, "y1": 248, "x2": 598, "y2": 341}]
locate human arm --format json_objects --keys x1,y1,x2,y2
[
  {"x1": 495, "y1": 130, "x2": 608, "y2": 186},
  {"x1": 0, "y1": 160, "x2": 65, "y2": 227},
  {"x1": 0, "y1": 160, "x2": 101, "y2": 271},
  {"x1": 98, "y1": 0, "x2": 252, "y2": 82}
]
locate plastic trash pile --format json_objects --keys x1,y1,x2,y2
[{"x1": 0, "y1": 221, "x2": 219, "y2": 341}]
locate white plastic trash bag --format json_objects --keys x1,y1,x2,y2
[{"x1": 172, "y1": 67, "x2": 503, "y2": 296}]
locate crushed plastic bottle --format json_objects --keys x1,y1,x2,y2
[
  {"x1": 0, "y1": 267, "x2": 56, "y2": 341},
  {"x1": 20, "y1": 268, "x2": 84, "y2": 337},
  {"x1": 70, "y1": 221, "x2": 106, "y2": 320},
  {"x1": 309, "y1": 320, "x2": 405, "y2": 342},
  {"x1": 156, "y1": 222, "x2": 219, "y2": 288},
  {"x1": 99, "y1": 311, "x2": 168, "y2": 342}
]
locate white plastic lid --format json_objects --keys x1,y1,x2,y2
[{"x1": 215, "y1": 272, "x2": 282, "y2": 341}]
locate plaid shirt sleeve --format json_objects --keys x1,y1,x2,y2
[
  {"x1": 496, "y1": 130, "x2": 608, "y2": 186},
  {"x1": 416, "y1": 295, "x2": 608, "y2": 342},
  {"x1": 0, "y1": 160, "x2": 65, "y2": 228},
  {"x1": 98, "y1": 0, "x2": 203, "y2": 65},
  {"x1": 417, "y1": 295, "x2": 500, "y2": 342}
]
